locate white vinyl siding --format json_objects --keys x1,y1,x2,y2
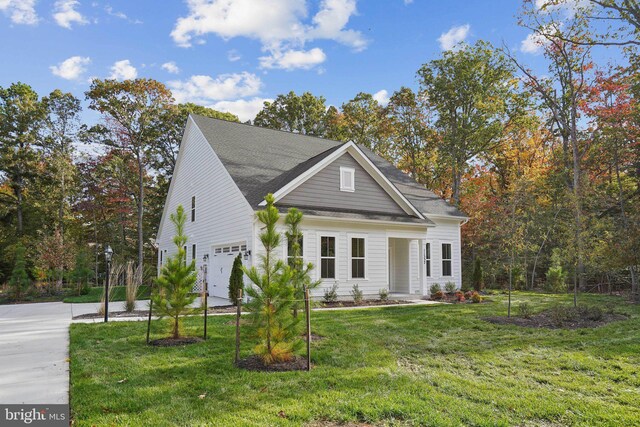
[
  {"x1": 423, "y1": 216, "x2": 463, "y2": 291},
  {"x1": 156, "y1": 118, "x2": 254, "y2": 279}
]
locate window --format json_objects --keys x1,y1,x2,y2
[
  {"x1": 191, "y1": 196, "x2": 196, "y2": 222},
  {"x1": 231, "y1": 245, "x2": 240, "y2": 252},
  {"x1": 159, "y1": 249, "x2": 163, "y2": 266},
  {"x1": 425, "y1": 243, "x2": 431, "y2": 277},
  {"x1": 442, "y1": 243, "x2": 452, "y2": 277},
  {"x1": 339, "y1": 166, "x2": 355, "y2": 192},
  {"x1": 287, "y1": 235, "x2": 303, "y2": 267},
  {"x1": 183, "y1": 246, "x2": 187, "y2": 262},
  {"x1": 350, "y1": 237, "x2": 366, "y2": 279},
  {"x1": 192, "y1": 244, "x2": 196, "y2": 261},
  {"x1": 320, "y1": 236, "x2": 336, "y2": 279},
  {"x1": 215, "y1": 248, "x2": 222, "y2": 254}
]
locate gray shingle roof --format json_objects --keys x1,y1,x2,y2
[{"x1": 190, "y1": 114, "x2": 466, "y2": 220}]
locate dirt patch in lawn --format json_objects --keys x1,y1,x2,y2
[
  {"x1": 302, "y1": 333, "x2": 325, "y2": 342},
  {"x1": 485, "y1": 307, "x2": 627, "y2": 329},
  {"x1": 148, "y1": 337, "x2": 204, "y2": 347},
  {"x1": 236, "y1": 355, "x2": 309, "y2": 372}
]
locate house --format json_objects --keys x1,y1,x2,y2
[{"x1": 156, "y1": 114, "x2": 467, "y2": 300}]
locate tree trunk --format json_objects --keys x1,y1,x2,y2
[
  {"x1": 172, "y1": 316, "x2": 180, "y2": 339},
  {"x1": 15, "y1": 180, "x2": 23, "y2": 237},
  {"x1": 137, "y1": 154, "x2": 144, "y2": 271}
]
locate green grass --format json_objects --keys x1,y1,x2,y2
[
  {"x1": 63, "y1": 286, "x2": 150, "y2": 304},
  {"x1": 69, "y1": 292, "x2": 640, "y2": 426}
]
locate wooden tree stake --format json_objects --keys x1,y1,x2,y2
[
  {"x1": 305, "y1": 286, "x2": 311, "y2": 371},
  {"x1": 235, "y1": 288, "x2": 243, "y2": 365}
]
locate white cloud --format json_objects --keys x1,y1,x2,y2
[
  {"x1": 50, "y1": 56, "x2": 91, "y2": 80},
  {"x1": 161, "y1": 61, "x2": 180, "y2": 74},
  {"x1": 211, "y1": 97, "x2": 272, "y2": 122},
  {"x1": 53, "y1": 0, "x2": 87, "y2": 29},
  {"x1": 170, "y1": 0, "x2": 366, "y2": 71},
  {"x1": 0, "y1": 0, "x2": 38, "y2": 25},
  {"x1": 437, "y1": 24, "x2": 470, "y2": 51},
  {"x1": 520, "y1": 32, "x2": 547, "y2": 54},
  {"x1": 109, "y1": 59, "x2": 137, "y2": 80},
  {"x1": 259, "y1": 47, "x2": 326, "y2": 70},
  {"x1": 372, "y1": 89, "x2": 389, "y2": 106},
  {"x1": 403, "y1": 0, "x2": 413, "y2": 4},
  {"x1": 104, "y1": 5, "x2": 142, "y2": 24},
  {"x1": 168, "y1": 72, "x2": 263, "y2": 104},
  {"x1": 227, "y1": 49, "x2": 241, "y2": 62}
]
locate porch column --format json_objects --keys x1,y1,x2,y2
[{"x1": 418, "y1": 239, "x2": 425, "y2": 296}]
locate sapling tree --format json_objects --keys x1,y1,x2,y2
[
  {"x1": 285, "y1": 207, "x2": 320, "y2": 317},
  {"x1": 228, "y1": 253, "x2": 244, "y2": 305},
  {"x1": 243, "y1": 194, "x2": 301, "y2": 365},
  {"x1": 151, "y1": 205, "x2": 198, "y2": 339},
  {"x1": 71, "y1": 250, "x2": 93, "y2": 296},
  {"x1": 9, "y1": 243, "x2": 30, "y2": 300}
]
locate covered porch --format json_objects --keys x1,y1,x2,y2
[{"x1": 387, "y1": 234, "x2": 427, "y2": 297}]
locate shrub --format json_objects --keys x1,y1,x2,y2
[
  {"x1": 464, "y1": 290, "x2": 474, "y2": 300},
  {"x1": 455, "y1": 291, "x2": 465, "y2": 302},
  {"x1": 444, "y1": 282, "x2": 457, "y2": 294},
  {"x1": 471, "y1": 291, "x2": 482, "y2": 304},
  {"x1": 548, "y1": 305, "x2": 568, "y2": 326},
  {"x1": 8, "y1": 243, "x2": 30, "y2": 300},
  {"x1": 545, "y1": 248, "x2": 567, "y2": 293},
  {"x1": 228, "y1": 253, "x2": 244, "y2": 304},
  {"x1": 351, "y1": 284, "x2": 363, "y2": 304},
  {"x1": 429, "y1": 283, "x2": 441, "y2": 295},
  {"x1": 472, "y1": 258, "x2": 483, "y2": 291},
  {"x1": 517, "y1": 302, "x2": 533, "y2": 318},
  {"x1": 431, "y1": 290, "x2": 445, "y2": 301},
  {"x1": 580, "y1": 306, "x2": 603, "y2": 321},
  {"x1": 379, "y1": 288, "x2": 389, "y2": 302},
  {"x1": 323, "y1": 283, "x2": 338, "y2": 303},
  {"x1": 243, "y1": 194, "x2": 301, "y2": 364},
  {"x1": 151, "y1": 205, "x2": 199, "y2": 339}
]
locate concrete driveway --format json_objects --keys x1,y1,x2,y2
[{"x1": 0, "y1": 302, "x2": 72, "y2": 404}]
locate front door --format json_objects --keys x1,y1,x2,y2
[{"x1": 210, "y1": 245, "x2": 242, "y2": 299}]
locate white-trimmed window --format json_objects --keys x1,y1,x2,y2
[
  {"x1": 339, "y1": 166, "x2": 355, "y2": 192},
  {"x1": 320, "y1": 236, "x2": 336, "y2": 279},
  {"x1": 442, "y1": 243, "x2": 452, "y2": 277},
  {"x1": 287, "y1": 235, "x2": 303, "y2": 267},
  {"x1": 349, "y1": 236, "x2": 366, "y2": 279},
  {"x1": 192, "y1": 244, "x2": 196, "y2": 261},
  {"x1": 425, "y1": 242, "x2": 431, "y2": 277},
  {"x1": 191, "y1": 196, "x2": 196, "y2": 222}
]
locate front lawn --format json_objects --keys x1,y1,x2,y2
[{"x1": 69, "y1": 293, "x2": 640, "y2": 426}]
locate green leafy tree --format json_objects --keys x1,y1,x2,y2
[
  {"x1": 254, "y1": 91, "x2": 329, "y2": 136},
  {"x1": 71, "y1": 250, "x2": 93, "y2": 296},
  {"x1": 243, "y1": 194, "x2": 301, "y2": 364},
  {"x1": 341, "y1": 92, "x2": 390, "y2": 156},
  {"x1": 546, "y1": 248, "x2": 568, "y2": 293},
  {"x1": 9, "y1": 243, "x2": 30, "y2": 300},
  {"x1": 418, "y1": 41, "x2": 518, "y2": 206},
  {"x1": 228, "y1": 253, "x2": 244, "y2": 304},
  {"x1": 151, "y1": 205, "x2": 198, "y2": 339},
  {"x1": 285, "y1": 207, "x2": 320, "y2": 317}
]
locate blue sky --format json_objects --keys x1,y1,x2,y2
[{"x1": 0, "y1": 0, "x2": 620, "y2": 123}]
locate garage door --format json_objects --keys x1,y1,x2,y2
[{"x1": 209, "y1": 243, "x2": 246, "y2": 299}]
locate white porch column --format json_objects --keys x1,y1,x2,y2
[{"x1": 418, "y1": 239, "x2": 425, "y2": 296}]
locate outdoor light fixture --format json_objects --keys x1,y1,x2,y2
[
  {"x1": 203, "y1": 254, "x2": 209, "y2": 262},
  {"x1": 244, "y1": 250, "x2": 251, "y2": 261},
  {"x1": 104, "y1": 245, "x2": 113, "y2": 323}
]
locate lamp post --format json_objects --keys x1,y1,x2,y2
[{"x1": 104, "y1": 245, "x2": 113, "y2": 323}]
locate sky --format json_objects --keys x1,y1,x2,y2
[{"x1": 0, "y1": 0, "x2": 622, "y2": 123}]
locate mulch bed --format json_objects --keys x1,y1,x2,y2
[
  {"x1": 319, "y1": 299, "x2": 411, "y2": 308},
  {"x1": 484, "y1": 311, "x2": 627, "y2": 329},
  {"x1": 236, "y1": 355, "x2": 309, "y2": 372},
  {"x1": 73, "y1": 310, "x2": 148, "y2": 319},
  {"x1": 148, "y1": 337, "x2": 204, "y2": 346}
]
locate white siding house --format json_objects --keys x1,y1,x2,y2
[{"x1": 157, "y1": 115, "x2": 467, "y2": 301}]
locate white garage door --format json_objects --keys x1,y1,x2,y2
[{"x1": 209, "y1": 243, "x2": 245, "y2": 299}]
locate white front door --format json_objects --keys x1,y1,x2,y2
[{"x1": 209, "y1": 245, "x2": 242, "y2": 299}]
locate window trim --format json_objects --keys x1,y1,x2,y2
[
  {"x1": 425, "y1": 242, "x2": 431, "y2": 278},
  {"x1": 285, "y1": 233, "x2": 305, "y2": 267},
  {"x1": 348, "y1": 234, "x2": 368, "y2": 280},
  {"x1": 192, "y1": 244, "x2": 196, "y2": 261},
  {"x1": 441, "y1": 242, "x2": 452, "y2": 277},
  {"x1": 339, "y1": 166, "x2": 355, "y2": 192},
  {"x1": 317, "y1": 232, "x2": 339, "y2": 280},
  {"x1": 191, "y1": 196, "x2": 196, "y2": 222}
]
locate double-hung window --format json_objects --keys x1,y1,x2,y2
[
  {"x1": 350, "y1": 237, "x2": 366, "y2": 279},
  {"x1": 425, "y1": 243, "x2": 431, "y2": 277},
  {"x1": 287, "y1": 235, "x2": 303, "y2": 268},
  {"x1": 320, "y1": 236, "x2": 336, "y2": 279},
  {"x1": 442, "y1": 243, "x2": 452, "y2": 277}
]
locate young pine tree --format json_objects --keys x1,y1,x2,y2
[
  {"x1": 285, "y1": 207, "x2": 320, "y2": 317},
  {"x1": 9, "y1": 244, "x2": 31, "y2": 300},
  {"x1": 243, "y1": 194, "x2": 301, "y2": 365},
  {"x1": 228, "y1": 253, "x2": 244, "y2": 305},
  {"x1": 152, "y1": 205, "x2": 198, "y2": 339},
  {"x1": 472, "y1": 258, "x2": 483, "y2": 291}
]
